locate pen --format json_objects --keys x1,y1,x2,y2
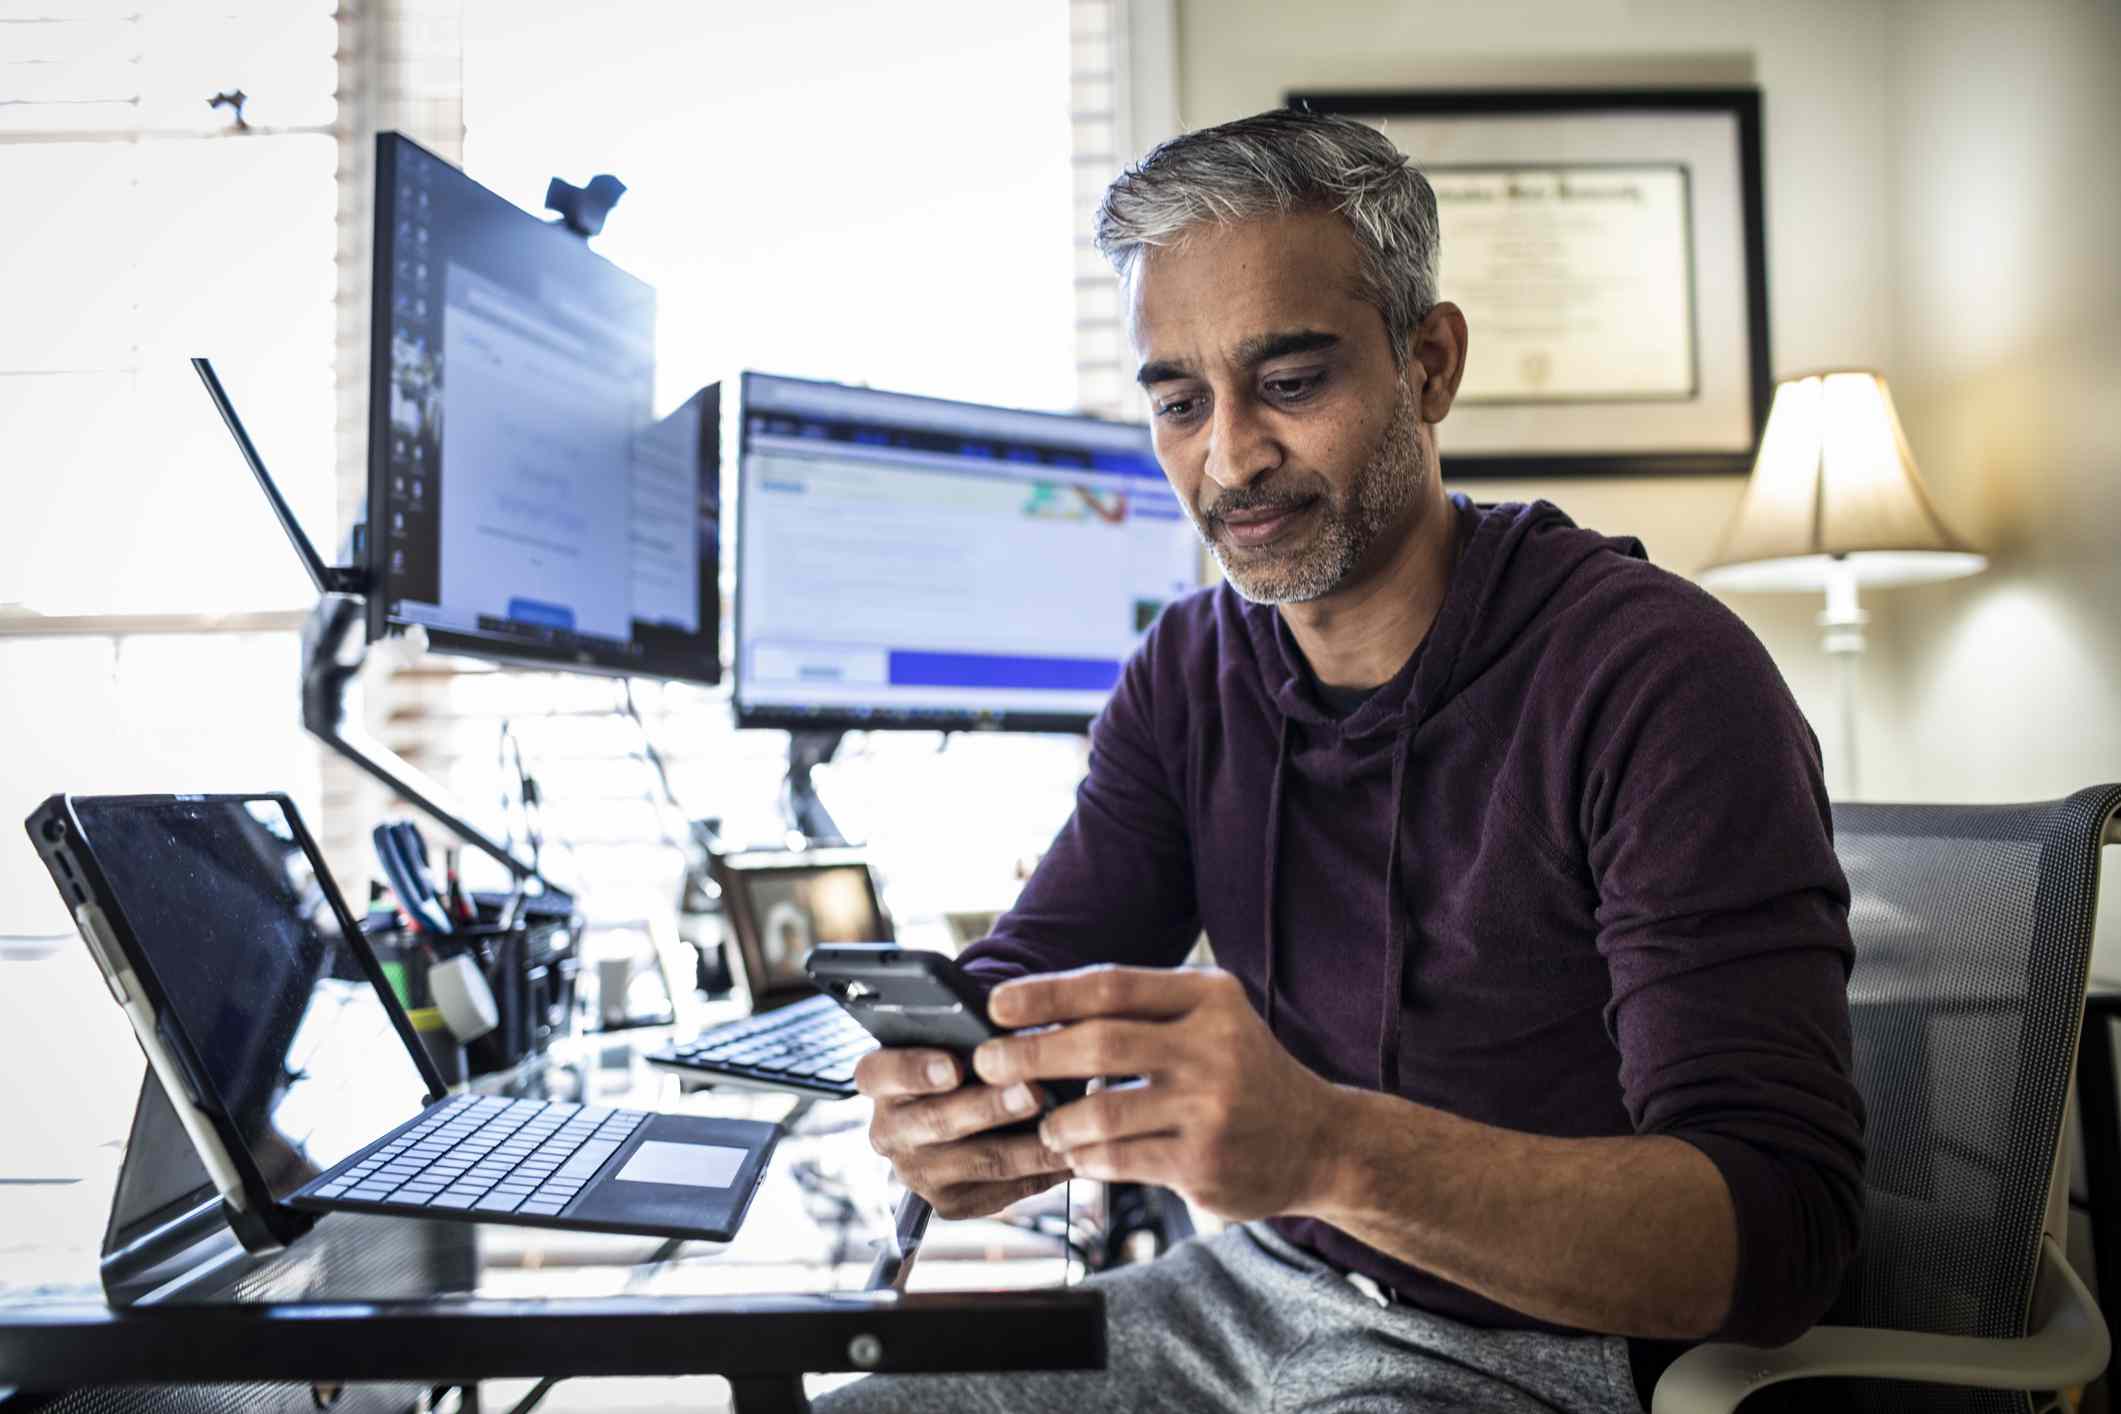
[{"x1": 445, "y1": 844, "x2": 472, "y2": 922}]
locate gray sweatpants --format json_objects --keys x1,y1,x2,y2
[{"x1": 813, "y1": 1221, "x2": 1644, "y2": 1413}]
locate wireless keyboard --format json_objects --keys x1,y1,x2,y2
[{"x1": 648, "y1": 993, "x2": 877, "y2": 1098}]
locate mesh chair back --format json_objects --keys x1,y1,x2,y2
[{"x1": 1824, "y1": 785, "x2": 2121, "y2": 1414}]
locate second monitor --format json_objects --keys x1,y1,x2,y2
[{"x1": 734, "y1": 372, "x2": 1197, "y2": 732}]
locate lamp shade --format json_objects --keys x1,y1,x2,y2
[{"x1": 1697, "y1": 370, "x2": 1986, "y2": 592}]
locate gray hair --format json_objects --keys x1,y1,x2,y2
[{"x1": 1094, "y1": 108, "x2": 1440, "y2": 367}]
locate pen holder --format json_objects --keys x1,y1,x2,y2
[
  {"x1": 461, "y1": 913, "x2": 580, "y2": 1076},
  {"x1": 365, "y1": 909, "x2": 577, "y2": 1080},
  {"x1": 366, "y1": 925, "x2": 470, "y2": 1088}
]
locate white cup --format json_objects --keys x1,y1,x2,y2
[{"x1": 598, "y1": 954, "x2": 635, "y2": 1028}]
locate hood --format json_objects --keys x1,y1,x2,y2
[{"x1": 1240, "y1": 495, "x2": 1648, "y2": 742}]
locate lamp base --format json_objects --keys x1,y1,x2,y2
[{"x1": 1819, "y1": 558, "x2": 1865, "y2": 799}]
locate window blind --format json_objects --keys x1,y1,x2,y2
[
  {"x1": 322, "y1": 0, "x2": 466, "y2": 898},
  {"x1": 1069, "y1": 0, "x2": 1178, "y2": 419},
  {"x1": 0, "y1": 0, "x2": 341, "y2": 936}
]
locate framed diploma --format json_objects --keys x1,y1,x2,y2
[{"x1": 1284, "y1": 89, "x2": 1770, "y2": 477}]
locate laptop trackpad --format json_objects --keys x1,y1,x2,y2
[
  {"x1": 614, "y1": 1139, "x2": 747, "y2": 1188},
  {"x1": 566, "y1": 1113, "x2": 780, "y2": 1241}
]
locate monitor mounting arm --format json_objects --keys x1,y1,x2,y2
[
  {"x1": 299, "y1": 592, "x2": 553, "y2": 893},
  {"x1": 782, "y1": 730, "x2": 848, "y2": 848}
]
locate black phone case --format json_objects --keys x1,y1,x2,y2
[
  {"x1": 804, "y1": 945, "x2": 1089, "y2": 1123},
  {"x1": 805, "y1": 944, "x2": 1002, "y2": 1054}
]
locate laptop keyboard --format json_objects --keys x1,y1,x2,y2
[
  {"x1": 651, "y1": 993, "x2": 877, "y2": 1095},
  {"x1": 309, "y1": 1095, "x2": 649, "y2": 1218}
]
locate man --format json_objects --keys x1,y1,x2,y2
[{"x1": 821, "y1": 109, "x2": 1863, "y2": 1413}]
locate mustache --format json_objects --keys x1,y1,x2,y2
[{"x1": 1199, "y1": 481, "x2": 1320, "y2": 527}]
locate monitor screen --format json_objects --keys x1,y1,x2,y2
[
  {"x1": 367, "y1": 133, "x2": 721, "y2": 685},
  {"x1": 73, "y1": 796, "x2": 434, "y2": 1206},
  {"x1": 733, "y1": 372, "x2": 1197, "y2": 730}
]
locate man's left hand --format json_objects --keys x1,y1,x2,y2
[{"x1": 973, "y1": 964, "x2": 1339, "y2": 1222}]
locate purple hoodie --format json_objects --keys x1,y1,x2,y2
[{"x1": 963, "y1": 495, "x2": 1864, "y2": 1346}]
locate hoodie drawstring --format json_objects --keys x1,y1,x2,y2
[
  {"x1": 1261, "y1": 712, "x2": 1412, "y2": 1097},
  {"x1": 1376, "y1": 731, "x2": 1412, "y2": 1094},
  {"x1": 1260, "y1": 713, "x2": 1293, "y2": 1043}
]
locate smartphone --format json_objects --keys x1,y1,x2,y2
[{"x1": 804, "y1": 943, "x2": 1086, "y2": 1119}]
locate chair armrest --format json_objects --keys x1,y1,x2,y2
[{"x1": 1650, "y1": 1237, "x2": 2109, "y2": 1414}]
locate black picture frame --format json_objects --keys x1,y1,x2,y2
[{"x1": 1286, "y1": 88, "x2": 1771, "y2": 478}]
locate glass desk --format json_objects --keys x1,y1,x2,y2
[{"x1": 0, "y1": 1028, "x2": 1104, "y2": 1414}]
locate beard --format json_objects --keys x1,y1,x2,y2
[{"x1": 1191, "y1": 380, "x2": 1425, "y2": 605}]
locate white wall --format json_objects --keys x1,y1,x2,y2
[
  {"x1": 1876, "y1": 0, "x2": 2121, "y2": 967},
  {"x1": 1873, "y1": 0, "x2": 2121, "y2": 806}
]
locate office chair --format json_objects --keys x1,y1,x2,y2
[{"x1": 1654, "y1": 784, "x2": 2121, "y2": 1414}]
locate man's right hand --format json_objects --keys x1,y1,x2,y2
[{"x1": 853, "y1": 1047, "x2": 1073, "y2": 1219}]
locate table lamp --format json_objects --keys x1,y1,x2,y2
[{"x1": 1697, "y1": 369, "x2": 1986, "y2": 798}]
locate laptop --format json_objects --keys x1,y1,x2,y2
[
  {"x1": 26, "y1": 792, "x2": 780, "y2": 1252},
  {"x1": 647, "y1": 848, "x2": 884, "y2": 1098}
]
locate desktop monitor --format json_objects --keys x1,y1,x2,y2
[
  {"x1": 733, "y1": 372, "x2": 1198, "y2": 732},
  {"x1": 366, "y1": 132, "x2": 721, "y2": 685}
]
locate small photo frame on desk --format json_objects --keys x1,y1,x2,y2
[
  {"x1": 711, "y1": 847, "x2": 894, "y2": 1009},
  {"x1": 1285, "y1": 88, "x2": 1772, "y2": 478}
]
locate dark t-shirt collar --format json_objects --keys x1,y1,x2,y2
[{"x1": 1309, "y1": 674, "x2": 1385, "y2": 720}]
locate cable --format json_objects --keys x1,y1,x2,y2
[
  {"x1": 494, "y1": 713, "x2": 585, "y2": 890},
  {"x1": 986, "y1": 1176, "x2": 1103, "y2": 1274},
  {"x1": 999, "y1": 1213, "x2": 1097, "y2": 1270},
  {"x1": 1064, "y1": 1176, "x2": 1075, "y2": 1284},
  {"x1": 622, "y1": 679, "x2": 686, "y2": 816},
  {"x1": 496, "y1": 718, "x2": 543, "y2": 873},
  {"x1": 619, "y1": 680, "x2": 696, "y2": 860}
]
